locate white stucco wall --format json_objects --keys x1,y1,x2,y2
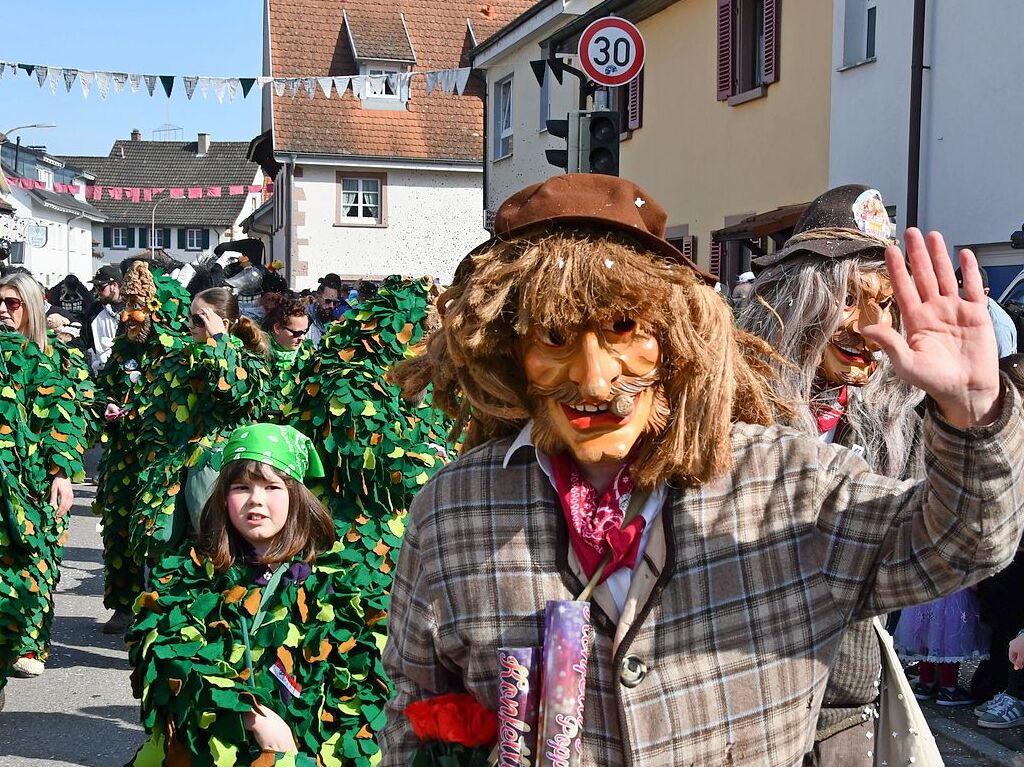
[
  {"x1": 830, "y1": 1, "x2": 1024, "y2": 266},
  {"x1": 2, "y1": 186, "x2": 95, "y2": 287},
  {"x1": 291, "y1": 163, "x2": 486, "y2": 289}
]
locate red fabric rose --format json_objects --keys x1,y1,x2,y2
[{"x1": 404, "y1": 693, "x2": 497, "y2": 748}]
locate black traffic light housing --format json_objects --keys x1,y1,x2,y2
[
  {"x1": 580, "y1": 111, "x2": 620, "y2": 176},
  {"x1": 545, "y1": 117, "x2": 574, "y2": 172}
]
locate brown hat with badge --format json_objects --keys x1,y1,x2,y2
[
  {"x1": 753, "y1": 184, "x2": 897, "y2": 268},
  {"x1": 477, "y1": 174, "x2": 716, "y2": 284}
]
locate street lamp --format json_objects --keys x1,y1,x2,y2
[
  {"x1": 0, "y1": 123, "x2": 57, "y2": 178},
  {"x1": 151, "y1": 196, "x2": 174, "y2": 259}
]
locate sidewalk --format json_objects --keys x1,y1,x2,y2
[{"x1": 924, "y1": 698, "x2": 1024, "y2": 766}]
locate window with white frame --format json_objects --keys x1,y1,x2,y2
[
  {"x1": 866, "y1": 0, "x2": 878, "y2": 60},
  {"x1": 842, "y1": 0, "x2": 878, "y2": 66},
  {"x1": 359, "y1": 62, "x2": 409, "y2": 100},
  {"x1": 36, "y1": 166, "x2": 54, "y2": 190},
  {"x1": 494, "y1": 75, "x2": 514, "y2": 160},
  {"x1": 151, "y1": 229, "x2": 165, "y2": 248},
  {"x1": 186, "y1": 228, "x2": 203, "y2": 250},
  {"x1": 112, "y1": 227, "x2": 128, "y2": 249},
  {"x1": 337, "y1": 174, "x2": 385, "y2": 225}
]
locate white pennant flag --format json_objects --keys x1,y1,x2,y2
[
  {"x1": 273, "y1": 78, "x2": 287, "y2": 96},
  {"x1": 79, "y1": 71, "x2": 94, "y2": 98},
  {"x1": 351, "y1": 75, "x2": 368, "y2": 99},
  {"x1": 317, "y1": 77, "x2": 333, "y2": 98},
  {"x1": 48, "y1": 68, "x2": 61, "y2": 94},
  {"x1": 0, "y1": 62, "x2": 5, "y2": 80},
  {"x1": 257, "y1": 76, "x2": 273, "y2": 86},
  {"x1": 366, "y1": 74, "x2": 387, "y2": 97},
  {"x1": 183, "y1": 76, "x2": 199, "y2": 100},
  {"x1": 455, "y1": 67, "x2": 471, "y2": 95},
  {"x1": 198, "y1": 77, "x2": 211, "y2": 99},
  {"x1": 303, "y1": 77, "x2": 317, "y2": 99},
  {"x1": 212, "y1": 77, "x2": 227, "y2": 103},
  {"x1": 226, "y1": 79, "x2": 239, "y2": 102},
  {"x1": 288, "y1": 79, "x2": 300, "y2": 98},
  {"x1": 143, "y1": 74, "x2": 158, "y2": 96},
  {"x1": 63, "y1": 68, "x2": 79, "y2": 92},
  {"x1": 95, "y1": 72, "x2": 110, "y2": 100},
  {"x1": 112, "y1": 72, "x2": 128, "y2": 93},
  {"x1": 425, "y1": 70, "x2": 439, "y2": 97},
  {"x1": 34, "y1": 65, "x2": 48, "y2": 88},
  {"x1": 332, "y1": 76, "x2": 351, "y2": 98},
  {"x1": 128, "y1": 73, "x2": 142, "y2": 93}
]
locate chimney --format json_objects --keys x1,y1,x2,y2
[
  {"x1": 131, "y1": 128, "x2": 142, "y2": 141},
  {"x1": 197, "y1": 132, "x2": 210, "y2": 157}
]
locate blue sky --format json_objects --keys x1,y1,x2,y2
[{"x1": 0, "y1": 0, "x2": 262, "y2": 157}]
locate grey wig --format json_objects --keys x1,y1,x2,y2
[{"x1": 738, "y1": 254, "x2": 923, "y2": 480}]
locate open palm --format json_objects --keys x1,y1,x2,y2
[{"x1": 861, "y1": 228, "x2": 1001, "y2": 428}]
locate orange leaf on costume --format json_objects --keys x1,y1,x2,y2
[
  {"x1": 242, "y1": 589, "x2": 262, "y2": 616},
  {"x1": 396, "y1": 323, "x2": 414, "y2": 345},
  {"x1": 338, "y1": 637, "x2": 357, "y2": 654},
  {"x1": 304, "y1": 639, "x2": 332, "y2": 662},
  {"x1": 217, "y1": 377, "x2": 230, "y2": 391},
  {"x1": 223, "y1": 585, "x2": 248, "y2": 604},
  {"x1": 296, "y1": 588, "x2": 309, "y2": 622},
  {"x1": 356, "y1": 724, "x2": 373, "y2": 739},
  {"x1": 276, "y1": 646, "x2": 294, "y2": 677}
]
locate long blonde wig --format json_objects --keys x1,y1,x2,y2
[
  {"x1": 393, "y1": 228, "x2": 789, "y2": 488},
  {"x1": 0, "y1": 272, "x2": 49, "y2": 353}
]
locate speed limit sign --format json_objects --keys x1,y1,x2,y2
[{"x1": 578, "y1": 17, "x2": 646, "y2": 87}]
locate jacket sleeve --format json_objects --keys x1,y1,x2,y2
[
  {"x1": 815, "y1": 378, "x2": 1024, "y2": 620},
  {"x1": 33, "y1": 340, "x2": 98, "y2": 481},
  {"x1": 378, "y1": 486, "x2": 464, "y2": 766}
]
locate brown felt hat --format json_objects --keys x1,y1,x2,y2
[
  {"x1": 477, "y1": 174, "x2": 715, "y2": 284},
  {"x1": 754, "y1": 184, "x2": 898, "y2": 268}
]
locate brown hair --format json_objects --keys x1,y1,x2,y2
[
  {"x1": 196, "y1": 459, "x2": 335, "y2": 571},
  {"x1": 391, "y1": 228, "x2": 790, "y2": 488},
  {"x1": 261, "y1": 292, "x2": 310, "y2": 332},
  {"x1": 195, "y1": 287, "x2": 269, "y2": 357}
]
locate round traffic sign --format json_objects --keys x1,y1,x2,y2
[{"x1": 578, "y1": 17, "x2": 646, "y2": 88}]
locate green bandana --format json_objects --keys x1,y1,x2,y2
[{"x1": 218, "y1": 423, "x2": 325, "y2": 482}]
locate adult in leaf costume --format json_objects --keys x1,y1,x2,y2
[
  {"x1": 285, "y1": 275, "x2": 454, "y2": 763},
  {"x1": 126, "y1": 423, "x2": 374, "y2": 767},
  {"x1": 260, "y1": 293, "x2": 314, "y2": 424},
  {"x1": 0, "y1": 272, "x2": 95, "y2": 684},
  {"x1": 95, "y1": 267, "x2": 270, "y2": 631}
]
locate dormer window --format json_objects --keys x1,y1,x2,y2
[
  {"x1": 360, "y1": 62, "x2": 410, "y2": 100},
  {"x1": 342, "y1": 8, "x2": 416, "y2": 110}
]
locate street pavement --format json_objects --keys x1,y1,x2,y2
[
  {"x1": 0, "y1": 484, "x2": 142, "y2": 767},
  {"x1": 0, "y1": 481, "x2": 1022, "y2": 765}
]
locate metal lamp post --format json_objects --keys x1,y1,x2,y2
[
  {"x1": 150, "y1": 196, "x2": 173, "y2": 259},
  {"x1": 0, "y1": 124, "x2": 57, "y2": 176}
]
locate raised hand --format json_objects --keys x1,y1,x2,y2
[{"x1": 860, "y1": 228, "x2": 1001, "y2": 428}]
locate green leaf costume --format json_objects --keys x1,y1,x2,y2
[
  {"x1": 0, "y1": 328, "x2": 96, "y2": 686},
  {"x1": 264, "y1": 336, "x2": 314, "y2": 424},
  {"x1": 95, "y1": 270, "x2": 272, "y2": 611}
]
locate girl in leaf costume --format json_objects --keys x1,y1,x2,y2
[
  {"x1": 287, "y1": 275, "x2": 454, "y2": 762},
  {"x1": 95, "y1": 269, "x2": 271, "y2": 632},
  {"x1": 127, "y1": 423, "x2": 378, "y2": 767},
  {"x1": 260, "y1": 293, "x2": 314, "y2": 423},
  {"x1": 0, "y1": 273, "x2": 96, "y2": 683}
]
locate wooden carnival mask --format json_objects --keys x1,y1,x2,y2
[{"x1": 819, "y1": 271, "x2": 894, "y2": 386}]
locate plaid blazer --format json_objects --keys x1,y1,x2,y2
[{"x1": 380, "y1": 388, "x2": 1024, "y2": 767}]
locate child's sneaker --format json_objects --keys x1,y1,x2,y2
[
  {"x1": 935, "y1": 686, "x2": 974, "y2": 707},
  {"x1": 912, "y1": 679, "x2": 938, "y2": 701},
  {"x1": 977, "y1": 692, "x2": 1024, "y2": 728}
]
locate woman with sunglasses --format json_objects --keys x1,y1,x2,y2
[
  {"x1": 260, "y1": 292, "x2": 313, "y2": 423},
  {"x1": 0, "y1": 273, "x2": 95, "y2": 687}
]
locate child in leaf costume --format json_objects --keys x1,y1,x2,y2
[
  {"x1": 260, "y1": 293, "x2": 315, "y2": 423},
  {"x1": 127, "y1": 423, "x2": 377, "y2": 767},
  {"x1": 0, "y1": 272, "x2": 96, "y2": 685},
  {"x1": 287, "y1": 275, "x2": 454, "y2": 761},
  {"x1": 95, "y1": 268, "x2": 271, "y2": 629}
]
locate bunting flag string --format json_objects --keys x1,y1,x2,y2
[
  {"x1": 0, "y1": 58, "x2": 473, "y2": 102},
  {"x1": 3, "y1": 173, "x2": 270, "y2": 201}
]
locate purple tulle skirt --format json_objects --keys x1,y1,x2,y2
[{"x1": 894, "y1": 589, "x2": 991, "y2": 663}]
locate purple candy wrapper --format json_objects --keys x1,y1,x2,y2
[
  {"x1": 537, "y1": 600, "x2": 592, "y2": 767},
  {"x1": 497, "y1": 647, "x2": 541, "y2": 767}
]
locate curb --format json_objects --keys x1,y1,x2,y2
[{"x1": 926, "y1": 708, "x2": 1023, "y2": 765}]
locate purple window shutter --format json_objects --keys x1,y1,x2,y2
[
  {"x1": 626, "y1": 71, "x2": 644, "y2": 131},
  {"x1": 763, "y1": 0, "x2": 780, "y2": 85},
  {"x1": 682, "y1": 235, "x2": 696, "y2": 261},
  {"x1": 716, "y1": 0, "x2": 734, "y2": 100}
]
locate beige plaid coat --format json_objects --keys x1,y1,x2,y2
[{"x1": 379, "y1": 388, "x2": 1024, "y2": 767}]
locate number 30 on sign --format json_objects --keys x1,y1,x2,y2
[{"x1": 578, "y1": 17, "x2": 646, "y2": 88}]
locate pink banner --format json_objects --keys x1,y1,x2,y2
[
  {"x1": 108, "y1": 187, "x2": 123, "y2": 200},
  {"x1": 187, "y1": 187, "x2": 202, "y2": 199},
  {"x1": 169, "y1": 188, "x2": 184, "y2": 199},
  {"x1": 228, "y1": 185, "x2": 245, "y2": 196},
  {"x1": 127, "y1": 187, "x2": 141, "y2": 203},
  {"x1": 206, "y1": 186, "x2": 222, "y2": 197},
  {"x1": 247, "y1": 185, "x2": 262, "y2": 193}
]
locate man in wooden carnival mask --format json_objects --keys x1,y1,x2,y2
[{"x1": 381, "y1": 175, "x2": 1024, "y2": 767}]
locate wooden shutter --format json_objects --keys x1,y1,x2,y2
[
  {"x1": 139, "y1": 227, "x2": 148, "y2": 248},
  {"x1": 681, "y1": 235, "x2": 696, "y2": 261},
  {"x1": 162, "y1": 228, "x2": 171, "y2": 249},
  {"x1": 716, "y1": 0, "x2": 734, "y2": 101},
  {"x1": 201, "y1": 229, "x2": 210, "y2": 249},
  {"x1": 763, "y1": 0, "x2": 780, "y2": 85},
  {"x1": 709, "y1": 240, "x2": 724, "y2": 279},
  {"x1": 177, "y1": 228, "x2": 187, "y2": 250},
  {"x1": 102, "y1": 227, "x2": 112, "y2": 248},
  {"x1": 626, "y1": 72, "x2": 644, "y2": 132},
  {"x1": 126, "y1": 227, "x2": 135, "y2": 248}
]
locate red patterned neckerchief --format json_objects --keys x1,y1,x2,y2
[
  {"x1": 811, "y1": 382, "x2": 849, "y2": 435},
  {"x1": 549, "y1": 452, "x2": 646, "y2": 584}
]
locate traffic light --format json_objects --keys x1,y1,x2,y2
[
  {"x1": 545, "y1": 113, "x2": 581, "y2": 173},
  {"x1": 579, "y1": 111, "x2": 620, "y2": 176}
]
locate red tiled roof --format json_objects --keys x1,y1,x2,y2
[
  {"x1": 270, "y1": 0, "x2": 538, "y2": 161},
  {"x1": 343, "y1": 9, "x2": 416, "y2": 63}
]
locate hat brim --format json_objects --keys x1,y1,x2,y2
[
  {"x1": 470, "y1": 215, "x2": 717, "y2": 285},
  {"x1": 752, "y1": 237, "x2": 887, "y2": 268}
]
